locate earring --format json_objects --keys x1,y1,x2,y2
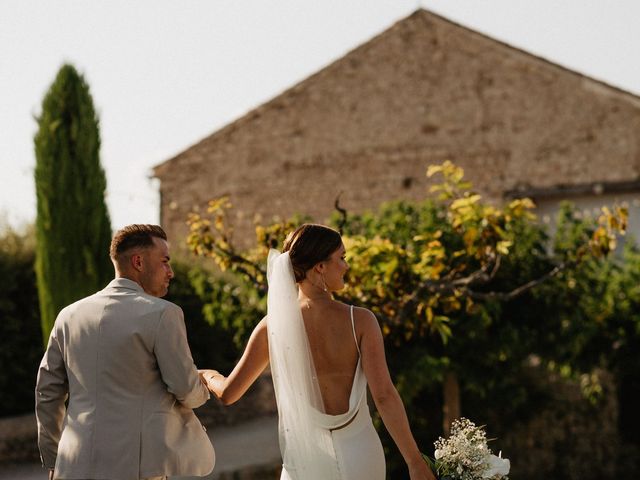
[{"x1": 321, "y1": 273, "x2": 328, "y2": 292}]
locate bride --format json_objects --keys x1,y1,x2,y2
[{"x1": 201, "y1": 224, "x2": 435, "y2": 480}]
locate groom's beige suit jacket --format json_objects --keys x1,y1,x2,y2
[{"x1": 35, "y1": 278, "x2": 215, "y2": 480}]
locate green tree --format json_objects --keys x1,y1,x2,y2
[
  {"x1": 34, "y1": 64, "x2": 112, "y2": 344},
  {"x1": 185, "y1": 162, "x2": 630, "y2": 478},
  {"x1": 163, "y1": 261, "x2": 254, "y2": 373},
  {"x1": 186, "y1": 163, "x2": 626, "y2": 426}
]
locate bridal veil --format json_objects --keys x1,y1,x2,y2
[{"x1": 266, "y1": 249, "x2": 339, "y2": 479}]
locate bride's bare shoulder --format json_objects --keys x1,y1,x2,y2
[
  {"x1": 253, "y1": 315, "x2": 268, "y2": 335},
  {"x1": 349, "y1": 305, "x2": 379, "y2": 331}
]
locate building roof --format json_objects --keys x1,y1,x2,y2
[{"x1": 153, "y1": 9, "x2": 640, "y2": 178}]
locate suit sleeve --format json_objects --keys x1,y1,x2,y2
[
  {"x1": 35, "y1": 321, "x2": 69, "y2": 469},
  {"x1": 155, "y1": 304, "x2": 210, "y2": 408}
]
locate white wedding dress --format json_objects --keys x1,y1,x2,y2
[
  {"x1": 267, "y1": 250, "x2": 385, "y2": 480},
  {"x1": 279, "y1": 304, "x2": 386, "y2": 480}
]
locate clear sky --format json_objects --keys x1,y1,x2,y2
[{"x1": 1, "y1": 0, "x2": 639, "y2": 231}]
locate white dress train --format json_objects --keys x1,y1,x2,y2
[{"x1": 278, "y1": 305, "x2": 386, "y2": 480}]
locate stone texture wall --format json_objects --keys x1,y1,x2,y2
[
  {"x1": 145, "y1": 9, "x2": 640, "y2": 478},
  {"x1": 0, "y1": 414, "x2": 40, "y2": 464},
  {"x1": 154, "y1": 9, "x2": 640, "y2": 251},
  {"x1": 194, "y1": 373, "x2": 277, "y2": 427},
  {"x1": 0, "y1": 374, "x2": 276, "y2": 466},
  {"x1": 217, "y1": 464, "x2": 281, "y2": 480}
]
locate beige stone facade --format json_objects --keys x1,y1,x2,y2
[{"x1": 153, "y1": 9, "x2": 640, "y2": 250}]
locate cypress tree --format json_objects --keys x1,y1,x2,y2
[{"x1": 34, "y1": 64, "x2": 112, "y2": 344}]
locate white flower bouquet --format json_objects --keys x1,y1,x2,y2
[{"x1": 423, "y1": 418, "x2": 510, "y2": 480}]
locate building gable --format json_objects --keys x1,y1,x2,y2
[{"x1": 154, "y1": 9, "x2": 640, "y2": 248}]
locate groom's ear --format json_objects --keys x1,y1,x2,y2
[{"x1": 130, "y1": 252, "x2": 144, "y2": 272}]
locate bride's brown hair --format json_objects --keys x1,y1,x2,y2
[{"x1": 282, "y1": 224, "x2": 342, "y2": 282}]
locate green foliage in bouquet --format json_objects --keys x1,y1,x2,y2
[{"x1": 424, "y1": 417, "x2": 509, "y2": 480}]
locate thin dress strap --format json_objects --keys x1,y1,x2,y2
[{"x1": 350, "y1": 305, "x2": 361, "y2": 355}]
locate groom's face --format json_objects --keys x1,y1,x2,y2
[{"x1": 139, "y1": 237, "x2": 174, "y2": 297}]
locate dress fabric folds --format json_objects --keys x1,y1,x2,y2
[{"x1": 280, "y1": 357, "x2": 385, "y2": 480}]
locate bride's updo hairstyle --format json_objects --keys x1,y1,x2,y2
[{"x1": 282, "y1": 224, "x2": 342, "y2": 282}]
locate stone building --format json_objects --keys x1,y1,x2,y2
[
  {"x1": 150, "y1": 10, "x2": 640, "y2": 478},
  {"x1": 153, "y1": 9, "x2": 640, "y2": 249}
]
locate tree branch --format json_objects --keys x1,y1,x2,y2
[
  {"x1": 207, "y1": 243, "x2": 266, "y2": 289},
  {"x1": 404, "y1": 256, "x2": 575, "y2": 307},
  {"x1": 334, "y1": 192, "x2": 347, "y2": 234},
  {"x1": 464, "y1": 259, "x2": 576, "y2": 301},
  {"x1": 449, "y1": 254, "x2": 502, "y2": 287}
]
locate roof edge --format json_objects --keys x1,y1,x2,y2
[
  {"x1": 153, "y1": 8, "x2": 640, "y2": 177},
  {"x1": 505, "y1": 179, "x2": 640, "y2": 201}
]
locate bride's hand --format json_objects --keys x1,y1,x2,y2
[
  {"x1": 198, "y1": 369, "x2": 212, "y2": 386},
  {"x1": 198, "y1": 369, "x2": 217, "y2": 385},
  {"x1": 198, "y1": 369, "x2": 226, "y2": 396},
  {"x1": 408, "y1": 459, "x2": 437, "y2": 480}
]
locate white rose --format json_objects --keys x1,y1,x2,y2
[
  {"x1": 482, "y1": 452, "x2": 510, "y2": 478},
  {"x1": 434, "y1": 449, "x2": 443, "y2": 460}
]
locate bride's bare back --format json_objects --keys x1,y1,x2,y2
[{"x1": 302, "y1": 300, "x2": 360, "y2": 415}]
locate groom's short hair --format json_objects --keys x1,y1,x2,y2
[{"x1": 110, "y1": 224, "x2": 168, "y2": 260}]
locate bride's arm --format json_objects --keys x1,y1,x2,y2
[
  {"x1": 358, "y1": 309, "x2": 436, "y2": 480},
  {"x1": 201, "y1": 317, "x2": 269, "y2": 405}
]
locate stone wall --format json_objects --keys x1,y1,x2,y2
[
  {"x1": 217, "y1": 464, "x2": 281, "y2": 480},
  {"x1": 0, "y1": 414, "x2": 40, "y2": 465},
  {"x1": 194, "y1": 373, "x2": 277, "y2": 428},
  {"x1": 0, "y1": 374, "x2": 276, "y2": 466},
  {"x1": 154, "y1": 9, "x2": 640, "y2": 251}
]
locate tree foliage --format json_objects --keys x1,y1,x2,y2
[
  {"x1": 186, "y1": 161, "x2": 631, "y2": 477},
  {"x1": 34, "y1": 64, "x2": 112, "y2": 343},
  {"x1": 0, "y1": 222, "x2": 43, "y2": 416},
  {"x1": 163, "y1": 262, "x2": 252, "y2": 373},
  {"x1": 187, "y1": 161, "x2": 626, "y2": 347}
]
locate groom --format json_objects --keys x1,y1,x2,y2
[{"x1": 35, "y1": 224, "x2": 215, "y2": 480}]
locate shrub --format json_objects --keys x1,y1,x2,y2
[{"x1": 0, "y1": 224, "x2": 43, "y2": 417}]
